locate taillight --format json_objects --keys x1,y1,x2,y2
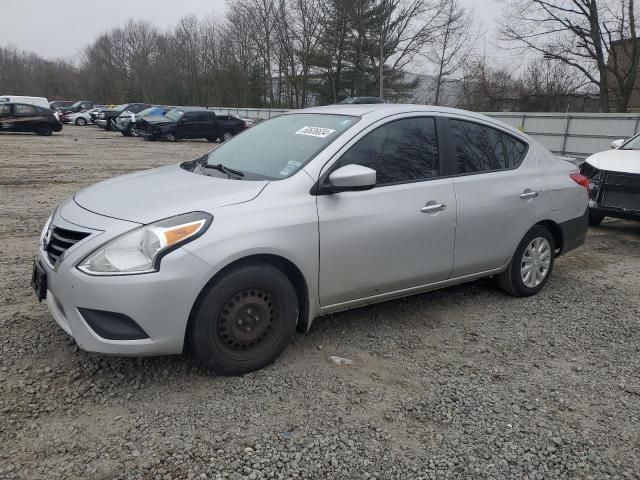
[
  {"x1": 242, "y1": 121, "x2": 247, "y2": 129},
  {"x1": 570, "y1": 173, "x2": 589, "y2": 191}
]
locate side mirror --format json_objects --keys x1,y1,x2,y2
[
  {"x1": 610, "y1": 138, "x2": 625, "y2": 149},
  {"x1": 324, "y1": 164, "x2": 376, "y2": 193}
]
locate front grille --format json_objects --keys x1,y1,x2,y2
[
  {"x1": 601, "y1": 172, "x2": 640, "y2": 211},
  {"x1": 45, "y1": 226, "x2": 90, "y2": 265}
]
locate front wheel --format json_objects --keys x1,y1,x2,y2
[
  {"x1": 188, "y1": 263, "x2": 298, "y2": 376},
  {"x1": 588, "y1": 210, "x2": 605, "y2": 226},
  {"x1": 164, "y1": 132, "x2": 178, "y2": 142},
  {"x1": 498, "y1": 225, "x2": 555, "y2": 297},
  {"x1": 75, "y1": 118, "x2": 87, "y2": 126},
  {"x1": 143, "y1": 135, "x2": 155, "y2": 142},
  {"x1": 222, "y1": 130, "x2": 233, "y2": 142},
  {"x1": 36, "y1": 123, "x2": 52, "y2": 136}
]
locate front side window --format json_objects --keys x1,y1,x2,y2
[
  {"x1": 334, "y1": 117, "x2": 439, "y2": 185},
  {"x1": 451, "y1": 119, "x2": 528, "y2": 174},
  {"x1": 0, "y1": 105, "x2": 10, "y2": 117},
  {"x1": 205, "y1": 113, "x2": 358, "y2": 179}
]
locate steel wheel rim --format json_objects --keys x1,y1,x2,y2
[
  {"x1": 223, "y1": 132, "x2": 232, "y2": 141},
  {"x1": 521, "y1": 237, "x2": 551, "y2": 288},
  {"x1": 216, "y1": 288, "x2": 276, "y2": 352}
]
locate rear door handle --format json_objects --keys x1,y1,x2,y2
[
  {"x1": 421, "y1": 203, "x2": 446, "y2": 214},
  {"x1": 520, "y1": 190, "x2": 539, "y2": 200}
]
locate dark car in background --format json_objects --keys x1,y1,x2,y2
[
  {"x1": 60, "y1": 100, "x2": 95, "y2": 114},
  {"x1": 0, "y1": 102, "x2": 62, "y2": 135},
  {"x1": 96, "y1": 103, "x2": 151, "y2": 131},
  {"x1": 338, "y1": 96, "x2": 385, "y2": 105},
  {"x1": 116, "y1": 105, "x2": 172, "y2": 136},
  {"x1": 137, "y1": 107, "x2": 247, "y2": 142},
  {"x1": 49, "y1": 100, "x2": 74, "y2": 110}
]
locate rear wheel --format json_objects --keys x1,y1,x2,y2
[
  {"x1": 588, "y1": 210, "x2": 605, "y2": 226},
  {"x1": 222, "y1": 130, "x2": 233, "y2": 142},
  {"x1": 498, "y1": 225, "x2": 555, "y2": 297},
  {"x1": 75, "y1": 117, "x2": 87, "y2": 126},
  {"x1": 188, "y1": 263, "x2": 298, "y2": 376},
  {"x1": 36, "y1": 123, "x2": 52, "y2": 136}
]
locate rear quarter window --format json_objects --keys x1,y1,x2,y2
[{"x1": 451, "y1": 119, "x2": 529, "y2": 174}]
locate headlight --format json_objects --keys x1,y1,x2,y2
[{"x1": 77, "y1": 212, "x2": 212, "y2": 275}]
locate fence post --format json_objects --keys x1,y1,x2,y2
[
  {"x1": 521, "y1": 114, "x2": 527, "y2": 132},
  {"x1": 561, "y1": 115, "x2": 571, "y2": 156},
  {"x1": 634, "y1": 115, "x2": 640, "y2": 135}
]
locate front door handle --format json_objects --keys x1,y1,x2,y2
[
  {"x1": 421, "y1": 202, "x2": 446, "y2": 214},
  {"x1": 520, "y1": 190, "x2": 539, "y2": 200}
]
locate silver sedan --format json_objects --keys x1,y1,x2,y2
[{"x1": 33, "y1": 105, "x2": 589, "y2": 375}]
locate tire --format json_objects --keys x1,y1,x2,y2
[
  {"x1": 588, "y1": 210, "x2": 605, "y2": 226},
  {"x1": 222, "y1": 130, "x2": 233, "y2": 142},
  {"x1": 75, "y1": 117, "x2": 87, "y2": 126},
  {"x1": 121, "y1": 127, "x2": 132, "y2": 137},
  {"x1": 165, "y1": 132, "x2": 178, "y2": 142},
  {"x1": 131, "y1": 127, "x2": 138, "y2": 137},
  {"x1": 105, "y1": 119, "x2": 114, "y2": 131},
  {"x1": 143, "y1": 135, "x2": 155, "y2": 142},
  {"x1": 36, "y1": 123, "x2": 52, "y2": 136},
  {"x1": 498, "y1": 225, "x2": 555, "y2": 297},
  {"x1": 206, "y1": 137, "x2": 217, "y2": 142},
  {"x1": 188, "y1": 263, "x2": 298, "y2": 376}
]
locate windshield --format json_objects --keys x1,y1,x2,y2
[
  {"x1": 165, "y1": 109, "x2": 184, "y2": 121},
  {"x1": 620, "y1": 134, "x2": 640, "y2": 150},
  {"x1": 113, "y1": 104, "x2": 128, "y2": 111},
  {"x1": 205, "y1": 113, "x2": 359, "y2": 179},
  {"x1": 70, "y1": 101, "x2": 84, "y2": 108}
]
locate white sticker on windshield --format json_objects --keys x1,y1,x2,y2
[{"x1": 295, "y1": 126, "x2": 336, "y2": 138}]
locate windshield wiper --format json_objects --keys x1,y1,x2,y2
[{"x1": 203, "y1": 163, "x2": 245, "y2": 179}]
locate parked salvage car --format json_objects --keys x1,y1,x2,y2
[
  {"x1": 116, "y1": 106, "x2": 172, "y2": 136},
  {"x1": 96, "y1": 103, "x2": 151, "y2": 131},
  {"x1": 33, "y1": 105, "x2": 588, "y2": 376},
  {"x1": 338, "y1": 96, "x2": 385, "y2": 105},
  {"x1": 137, "y1": 107, "x2": 246, "y2": 142},
  {"x1": 63, "y1": 107, "x2": 103, "y2": 126},
  {"x1": 580, "y1": 134, "x2": 640, "y2": 225},
  {"x1": 59, "y1": 100, "x2": 96, "y2": 114},
  {"x1": 0, "y1": 102, "x2": 62, "y2": 135}
]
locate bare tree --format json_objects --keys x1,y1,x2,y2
[
  {"x1": 500, "y1": 0, "x2": 638, "y2": 112},
  {"x1": 425, "y1": 0, "x2": 479, "y2": 106}
]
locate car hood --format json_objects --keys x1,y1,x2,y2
[
  {"x1": 585, "y1": 149, "x2": 640, "y2": 174},
  {"x1": 74, "y1": 164, "x2": 268, "y2": 224}
]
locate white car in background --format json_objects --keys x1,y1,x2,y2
[
  {"x1": 64, "y1": 108, "x2": 101, "y2": 126},
  {"x1": 580, "y1": 134, "x2": 640, "y2": 225}
]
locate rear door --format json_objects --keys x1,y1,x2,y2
[
  {"x1": 317, "y1": 115, "x2": 457, "y2": 306},
  {"x1": 445, "y1": 117, "x2": 540, "y2": 277}
]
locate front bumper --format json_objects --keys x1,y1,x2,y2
[
  {"x1": 38, "y1": 199, "x2": 213, "y2": 356},
  {"x1": 95, "y1": 119, "x2": 107, "y2": 128}
]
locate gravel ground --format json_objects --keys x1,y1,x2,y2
[{"x1": 1, "y1": 126, "x2": 639, "y2": 480}]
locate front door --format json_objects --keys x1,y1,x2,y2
[{"x1": 317, "y1": 116, "x2": 457, "y2": 306}]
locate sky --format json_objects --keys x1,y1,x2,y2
[{"x1": 0, "y1": 0, "x2": 503, "y2": 61}]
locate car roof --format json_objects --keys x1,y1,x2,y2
[{"x1": 292, "y1": 104, "x2": 528, "y2": 140}]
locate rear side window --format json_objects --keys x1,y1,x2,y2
[
  {"x1": 451, "y1": 119, "x2": 528, "y2": 174},
  {"x1": 336, "y1": 117, "x2": 439, "y2": 185},
  {"x1": 15, "y1": 104, "x2": 36, "y2": 114}
]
